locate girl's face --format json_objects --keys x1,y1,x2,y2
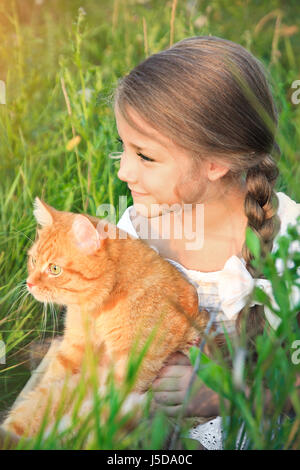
[{"x1": 115, "y1": 105, "x2": 208, "y2": 218}]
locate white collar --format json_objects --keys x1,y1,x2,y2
[{"x1": 164, "y1": 254, "x2": 299, "y2": 330}]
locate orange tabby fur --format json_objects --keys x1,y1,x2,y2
[{"x1": 1, "y1": 198, "x2": 209, "y2": 438}]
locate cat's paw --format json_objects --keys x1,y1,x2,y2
[
  {"x1": 119, "y1": 392, "x2": 149, "y2": 430},
  {"x1": 121, "y1": 392, "x2": 148, "y2": 415},
  {"x1": 1, "y1": 418, "x2": 26, "y2": 438},
  {"x1": 44, "y1": 414, "x2": 73, "y2": 440},
  {"x1": 1, "y1": 403, "x2": 42, "y2": 438},
  {"x1": 0, "y1": 426, "x2": 21, "y2": 449}
]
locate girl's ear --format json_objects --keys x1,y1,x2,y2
[
  {"x1": 72, "y1": 215, "x2": 103, "y2": 254},
  {"x1": 206, "y1": 161, "x2": 230, "y2": 181},
  {"x1": 33, "y1": 197, "x2": 54, "y2": 227}
]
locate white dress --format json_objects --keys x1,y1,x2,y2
[{"x1": 116, "y1": 191, "x2": 300, "y2": 449}]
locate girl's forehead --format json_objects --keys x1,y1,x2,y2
[{"x1": 115, "y1": 105, "x2": 172, "y2": 150}]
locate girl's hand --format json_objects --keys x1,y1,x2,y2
[{"x1": 151, "y1": 352, "x2": 220, "y2": 418}]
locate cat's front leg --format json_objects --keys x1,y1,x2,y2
[
  {"x1": 9, "y1": 338, "x2": 62, "y2": 412},
  {"x1": 0, "y1": 426, "x2": 21, "y2": 449},
  {"x1": 1, "y1": 372, "x2": 81, "y2": 438},
  {"x1": 42, "y1": 389, "x2": 150, "y2": 446},
  {"x1": 2, "y1": 340, "x2": 84, "y2": 437}
]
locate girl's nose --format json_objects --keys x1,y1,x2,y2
[{"x1": 117, "y1": 153, "x2": 138, "y2": 184}]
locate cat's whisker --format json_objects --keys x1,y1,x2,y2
[
  {"x1": 49, "y1": 298, "x2": 58, "y2": 334},
  {"x1": 49, "y1": 301, "x2": 58, "y2": 338},
  {"x1": 54, "y1": 305, "x2": 58, "y2": 336},
  {"x1": 18, "y1": 284, "x2": 28, "y2": 293},
  {"x1": 11, "y1": 228, "x2": 34, "y2": 243},
  {"x1": 6, "y1": 280, "x2": 26, "y2": 304},
  {"x1": 6, "y1": 282, "x2": 31, "y2": 319},
  {"x1": 16, "y1": 289, "x2": 31, "y2": 315},
  {"x1": 40, "y1": 302, "x2": 48, "y2": 343},
  {"x1": 6, "y1": 292, "x2": 23, "y2": 316},
  {"x1": 15, "y1": 279, "x2": 27, "y2": 290},
  {"x1": 19, "y1": 282, "x2": 29, "y2": 292}
]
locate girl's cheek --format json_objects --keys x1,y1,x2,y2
[{"x1": 144, "y1": 168, "x2": 164, "y2": 190}]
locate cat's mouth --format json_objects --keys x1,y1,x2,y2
[
  {"x1": 28, "y1": 285, "x2": 69, "y2": 306},
  {"x1": 27, "y1": 285, "x2": 54, "y2": 303},
  {"x1": 30, "y1": 290, "x2": 48, "y2": 302}
]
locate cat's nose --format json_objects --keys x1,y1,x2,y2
[{"x1": 27, "y1": 281, "x2": 35, "y2": 289}]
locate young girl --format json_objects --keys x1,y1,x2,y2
[{"x1": 114, "y1": 35, "x2": 300, "y2": 450}]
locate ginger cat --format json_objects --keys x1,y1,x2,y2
[{"x1": 1, "y1": 198, "x2": 209, "y2": 439}]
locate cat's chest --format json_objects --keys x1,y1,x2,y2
[{"x1": 93, "y1": 309, "x2": 126, "y2": 348}]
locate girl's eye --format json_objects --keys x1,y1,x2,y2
[
  {"x1": 136, "y1": 152, "x2": 154, "y2": 162},
  {"x1": 48, "y1": 264, "x2": 62, "y2": 276},
  {"x1": 116, "y1": 137, "x2": 154, "y2": 162}
]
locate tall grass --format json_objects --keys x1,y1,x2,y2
[{"x1": 0, "y1": 0, "x2": 299, "y2": 449}]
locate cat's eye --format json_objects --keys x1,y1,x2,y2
[
  {"x1": 48, "y1": 264, "x2": 62, "y2": 276},
  {"x1": 30, "y1": 256, "x2": 36, "y2": 267}
]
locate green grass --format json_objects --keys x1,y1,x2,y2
[{"x1": 0, "y1": 0, "x2": 300, "y2": 450}]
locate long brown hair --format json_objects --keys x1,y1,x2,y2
[{"x1": 113, "y1": 35, "x2": 281, "y2": 345}]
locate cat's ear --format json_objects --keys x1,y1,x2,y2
[
  {"x1": 72, "y1": 215, "x2": 102, "y2": 255},
  {"x1": 33, "y1": 197, "x2": 54, "y2": 227}
]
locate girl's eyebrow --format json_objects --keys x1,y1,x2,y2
[
  {"x1": 117, "y1": 136, "x2": 161, "y2": 152},
  {"x1": 117, "y1": 129, "x2": 169, "y2": 150},
  {"x1": 129, "y1": 141, "x2": 156, "y2": 151}
]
